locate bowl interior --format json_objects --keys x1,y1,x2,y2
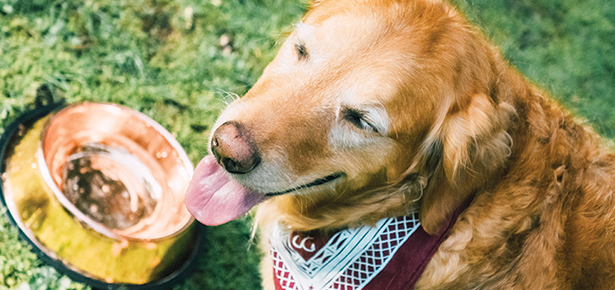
[{"x1": 41, "y1": 103, "x2": 193, "y2": 240}]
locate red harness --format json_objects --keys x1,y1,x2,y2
[{"x1": 270, "y1": 202, "x2": 469, "y2": 290}]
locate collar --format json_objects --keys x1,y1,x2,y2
[{"x1": 269, "y1": 200, "x2": 470, "y2": 290}]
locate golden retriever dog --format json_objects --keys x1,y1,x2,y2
[{"x1": 185, "y1": 0, "x2": 615, "y2": 288}]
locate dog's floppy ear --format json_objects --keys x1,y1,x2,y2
[{"x1": 418, "y1": 93, "x2": 514, "y2": 234}]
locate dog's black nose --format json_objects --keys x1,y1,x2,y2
[{"x1": 211, "y1": 121, "x2": 260, "y2": 174}]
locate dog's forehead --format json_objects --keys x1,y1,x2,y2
[
  {"x1": 288, "y1": 22, "x2": 410, "y2": 104},
  {"x1": 289, "y1": 6, "x2": 433, "y2": 104},
  {"x1": 299, "y1": 13, "x2": 395, "y2": 57}
]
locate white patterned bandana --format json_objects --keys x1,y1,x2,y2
[{"x1": 269, "y1": 198, "x2": 471, "y2": 290}]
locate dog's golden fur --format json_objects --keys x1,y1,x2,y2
[{"x1": 211, "y1": 0, "x2": 615, "y2": 288}]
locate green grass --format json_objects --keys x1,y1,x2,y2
[{"x1": 0, "y1": 0, "x2": 614, "y2": 289}]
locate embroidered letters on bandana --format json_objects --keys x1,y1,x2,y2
[{"x1": 271, "y1": 213, "x2": 421, "y2": 290}]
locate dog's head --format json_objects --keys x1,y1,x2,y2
[{"x1": 185, "y1": 0, "x2": 515, "y2": 234}]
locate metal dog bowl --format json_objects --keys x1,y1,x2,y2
[{"x1": 0, "y1": 102, "x2": 204, "y2": 289}]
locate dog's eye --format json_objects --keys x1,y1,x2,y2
[
  {"x1": 295, "y1": 43, "x2": 308, "y2": 60},
  {"x1": 342, "y1": 107, "x2": 378, "y2": 133}
]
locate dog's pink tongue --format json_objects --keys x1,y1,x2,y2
[{"x1": 185, "y1": 155, "x2": 266, "y2": 226}]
